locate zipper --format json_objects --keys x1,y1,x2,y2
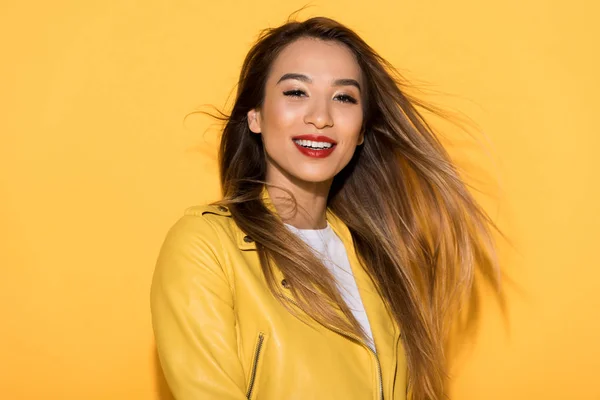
[
  {"x1": 246, "y1": 332, "x2": 265, "y2": 400},
  {"x1": 362, "y1": 340, "x2": 384, "y2": 400}
]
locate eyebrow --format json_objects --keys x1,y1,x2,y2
[{"x1": 276, "y1": 73, "x2": 361, "y2": 91}]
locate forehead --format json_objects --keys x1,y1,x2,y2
[{"x1": 269, "y1": 38, "x2": 362, "y2": 83}]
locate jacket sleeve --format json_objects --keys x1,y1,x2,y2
[{"x1": 150, "y1": 214, "x2": 247, "y2": 399}]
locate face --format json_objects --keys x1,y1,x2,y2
[{"x1": 247, "y1": 37, "x2": 365, "y2": 189}]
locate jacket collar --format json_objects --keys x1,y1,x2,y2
[
  {"x1": 234, "y1": 185, "x2": 347, "y2": 250},
  {"x1": 234, "y1": 186, "x2": 274, "y2": 250}
]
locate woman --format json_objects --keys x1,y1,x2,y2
[{"x1": 151, "y1": 16, "x2": 499, "y2": 400}]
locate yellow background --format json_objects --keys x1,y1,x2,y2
[{"x1": 1, "y1": 1, "x2": 598, "y2": 399}]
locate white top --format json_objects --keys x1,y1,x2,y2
[{"x1": 284, "y1": 221, "x2": 376, "y2": 352}]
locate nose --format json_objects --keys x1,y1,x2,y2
[{"x1": 304, "y1": 97, "x2": 333, "y2": 129}]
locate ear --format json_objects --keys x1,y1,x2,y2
[
  {"x1": 247, "y1": 109, "x2": 262, "y2": 134},
  {"x1": 357, "y1": 128, "x2": 365, "y2": 145}
]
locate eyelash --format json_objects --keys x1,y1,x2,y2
[{"x1": 282, "y1": 89, "x2": 358, "y2": 104}]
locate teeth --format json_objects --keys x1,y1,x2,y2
[{"x1": 293, "y1": 139, "x2": 334, "y2": 149}]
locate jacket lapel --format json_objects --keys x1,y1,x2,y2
[{"x1": 327, "y1": 211, "x2": 402, "y2": 398}]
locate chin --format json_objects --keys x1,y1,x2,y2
[{"x1": 291, "y1": 171, "x2": 336, "y2": 185}]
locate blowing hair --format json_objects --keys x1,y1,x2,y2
[{"x1": 207, "y1": 16, "x2": 500, "y2": 400}]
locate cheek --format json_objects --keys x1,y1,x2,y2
[
  {"x1": 335, "y1": 110, "x2": 364, "y2": 143},
  {"x1": 263, "y1": 98, "x2": 302, "y2": 133}
]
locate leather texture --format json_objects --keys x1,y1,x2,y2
[{"x1": 151, "y1": 189, "x2": 407, "y2": 400}]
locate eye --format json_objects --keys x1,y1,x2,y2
[
  {"x1": 335, "y1": 94, "x2": 358, "y2": 104},
  {"x1": 283, "y1": 89, "x2": 307, "y2": 97}
]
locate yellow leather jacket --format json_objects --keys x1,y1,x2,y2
[{"x1": 151, "y1": 195, "x2": 407, "y2": 400}]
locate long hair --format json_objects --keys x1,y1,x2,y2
[{"x1": 210, "y1": 16, "x2": 500, "y2": 400}]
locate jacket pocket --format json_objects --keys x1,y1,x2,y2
[{"x1": 246, "y1": 332, "x2": 266, "y2": 400}]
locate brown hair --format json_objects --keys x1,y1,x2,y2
[{"x1": 209, "y1": 16, "x2": 500, "y2": 400}]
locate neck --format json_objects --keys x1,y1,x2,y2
[{"x1": 265, "y1": 167, "x2": 331, "y2": 230}]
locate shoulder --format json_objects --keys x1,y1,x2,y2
[
  {"x1": 161, "y1": 203, "x2": 253, "y2": 253},
  {"x1": 163, "y1": 203, "x2": 233, "y2": 244},
  {"x1": 179, "y1": 203, "x2": 238, "y2": 241},
  {"x1": 183, "y1": 203, "x2": 232, "y2": 218},
  {"x1": 154, "y1": 204, "x2": 240, "y2": 276},
  {"x1": 152, "y1": 205, "x2": 238, "y2": 305}
]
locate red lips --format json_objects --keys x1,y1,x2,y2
[{"x1": 292, "y1": 135, "x2": 337, "y2": 158}]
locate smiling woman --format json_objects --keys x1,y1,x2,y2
[{"x1": 150, "y1": 16, "x2": 500, "y2": 400}]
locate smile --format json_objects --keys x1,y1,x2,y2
[
  {"x1": 292, "y1": 139, "x2": 336, "y2": 158},
  {"x1": 292, "y1": 139, "x2": 334, "y2": 149},
  {"x1": 291, "y1": 134, "x2": 337, "y2": 158}
]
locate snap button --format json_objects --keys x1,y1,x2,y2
[
  {"x1": 217, "y1": 205, "x2": 228, "y2": 212},
  {"x1": 243, "y1": 235, "x2": 253, "y2": 243},
  {"x1": 281, "y1": 279, "x2": 290, "y2": 289}
]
